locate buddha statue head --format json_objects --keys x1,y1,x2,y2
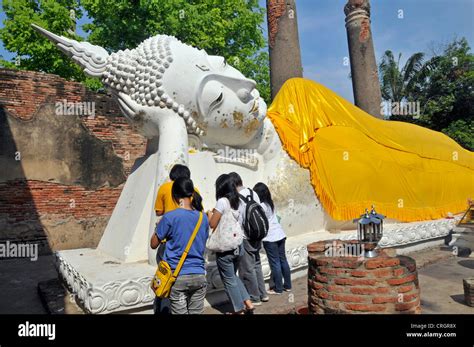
[{"x1": 32, "y1": 25, "x2": 267, "y2": 147}]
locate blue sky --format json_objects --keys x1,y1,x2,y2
[
  {"x1": 1, "y1": 0, "x2": 473, "y2": 101},
  {"x1": 292, "y1": 0, "x2": 474, "y2": 101}
]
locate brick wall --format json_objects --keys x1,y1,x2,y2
[
  {"x1": 0, "y1": 68, "x2": 146, "y2": 175},
  {"x1": 0, "y1": 68, "x2": 147, "y2": 251},
  {"x1": 307, "y1": 240, "x2": 421, "y2": 314}
]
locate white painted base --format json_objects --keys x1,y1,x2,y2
[
  {"x1": 56, "y1": 217, "x2": 458, "y2": 314},
  {"x1": 55, "y1": 230, "x2": 319, "y2": 314},
  {"x1": 338, "y1": 218, "x2": 457, "y2": 248},
  {"x1": 56, "y1": 248, "x2": 156, "y2": 314}
]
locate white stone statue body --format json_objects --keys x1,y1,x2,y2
[{"x1": 32, "y1": 24, "x2": 327, "y2": 265}]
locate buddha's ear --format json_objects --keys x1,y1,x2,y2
[{"x1": 31, "y1": 24, "x2": 108, "y2": 77}]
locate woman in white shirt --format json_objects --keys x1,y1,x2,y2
[
  {"x1": 253, "y1": 182, "x2": 292, "y2": 294},
  {"x1": 207, "y1": 174, "x2": 255, "y2": 314}
]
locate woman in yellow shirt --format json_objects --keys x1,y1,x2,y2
[{"x1": 155, "y1": 165, "x2": 192, "y2": 216}]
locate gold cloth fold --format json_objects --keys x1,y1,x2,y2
[{"x1": 267, "y1": 78, "x2": 474, "y2": 221}]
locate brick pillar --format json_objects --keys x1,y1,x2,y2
[
  {"x1": 344, "y1": 0, "x2": 382, "y2": 118},
  {"x1": 307, "y1": 240, "x2": 421, "y2": 314},
  {"x1": 267, "y1": 0, "x2": 303, "y2": 100}
]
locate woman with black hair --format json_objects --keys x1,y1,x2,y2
[
  {"x1": 154, "y1": 164, "x2": 193, "y2": 216},
  {"x1": 207, "y1": 174, "x2": 255, "y2": 314},
  {"x1": 152, "y1": 164, "x2": 199, "y2": 314},
  {"x1": 150, "y1": 177, "x2": 209, "y2": 314},
  {"x1": 253, "y1": 182, "x2": 292, "y2": 295}
]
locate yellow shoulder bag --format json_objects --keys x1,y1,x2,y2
[{"x1": 151, "y1": 212, "x2": 203, "y2": 298}]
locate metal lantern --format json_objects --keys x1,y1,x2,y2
[
  {"x1": 369, "y1": 205, "x2": 385, "y2": 241},
  {"x1": 353, "y1": 206, "x2": 385, "y2": 257}
]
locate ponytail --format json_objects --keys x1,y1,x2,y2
[
  {"x1": 191, "y1": 190, "x2": 204, "y2": 212},
  {"x1": 172, "y1": 177, "x2": 203, "y2": 211}
]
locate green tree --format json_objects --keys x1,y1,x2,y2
[
  {"x1": 442, "y1": 119, "x2": 474, "y2": 151},
  {"x1": 379, "y1": 50, "x2": 426, "y2": 102},
  {"x1": 0, "y1": 0, "x2": 85, "y2": 80},
  {"x1": 379, "y1": 39, "x2": 474, "y2": 150},
  {"x1": 80, "y1": 0, "x2": 269, "y2": 102},
  {"x1": 0, "y1": 0, "x2": 270, "y2": 101},
  {"x1": 417, "y1": 39, "x2": 473, "y2": 136}
]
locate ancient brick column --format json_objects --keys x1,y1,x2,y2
[
  {"x1": 307, "y1": 240, "x2": 421, "y2": 314},
  {"x1": 267, "y1": 0, "x2": 303, "y2": 100},
  {"x1": 344, "y1": 0, "x2": 382, "y2": 118}
]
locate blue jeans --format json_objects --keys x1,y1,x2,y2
[
  {"x1": 263, "y1": 238, "x2": 292, "y2": 293},
  {"x1": 216, "y1": 244, "x2": 250, "y2": 312},
  {"x1": 238, "y1": 239, "x2": 267, "y2": 302}
]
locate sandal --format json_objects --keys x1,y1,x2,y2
[{"x1": 244, "y1": 306, "x2": 255, "y2": 315}]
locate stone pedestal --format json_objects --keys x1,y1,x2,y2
[
  {"x1": 307, "y1": 240, "x2": 421, "y2": 314},
  {"x1": 344, "y1": 0, "x2": 382, "y2": 118}
]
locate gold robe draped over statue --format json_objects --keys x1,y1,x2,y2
[{"x1": 267, "y1": 78, "x2": 474, "y2": 222}]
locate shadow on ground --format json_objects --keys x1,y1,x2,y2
[{"x1": 458, "y1": 259, "x2": 474, "y2": 269}]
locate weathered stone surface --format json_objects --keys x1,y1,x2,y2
[
  {"x1": 344, "y1": 0, "x2": 382, "y2": 118},
  {"x1": 41, "y1": 216, "x2": 109, "y2": 250},
  {"x1": 267, "y1": 0, "x2": 303, "y2": 99},
  {"x1": 0, "y1": 68, "x2": 147, "y2": 251},
  {"x1": 1, "y1": 104, "x2": 126, "y2": 189},
  {"x1": 463, "y1": 278, "x2": 474, "y2": 307}
]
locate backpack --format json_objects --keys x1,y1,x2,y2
[{"x1": 239, "y1": 190, "x2": 269, "y2": 242}]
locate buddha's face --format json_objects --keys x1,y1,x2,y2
[
  {"x1": 194, "y1": 55, "x2": 267, "y2": 146},
  {"x1": 160, "y1": 39, "x2": 267, "y2": 147}
]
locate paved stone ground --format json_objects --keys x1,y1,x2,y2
[
  {"x1": 0, "y1": 255, "x2": 56, "y2": 314},
  {"x1": 400, "y1": 246, "x2": 474, "y2": 315},
  {"x1": 203, "y1": 278, "x2": 308, "y2": 314},
  {"x1": 0, "y1": 255, "x2": 83, "y2": 314},
  {"x1": 418, "y1": 257, "x2": 474, "y2": 314},
  {"x1": 0, "y1": 246, "x2": 472, "y2": 314},
  {"x1": 203, "y1": 246, "x2": 474, "y2": 314}
]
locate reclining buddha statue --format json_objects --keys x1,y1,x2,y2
[{"x1": 32, "y1": 24, "x2": 473, "y2": 267}]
